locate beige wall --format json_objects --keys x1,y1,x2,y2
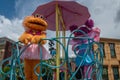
[{"x1": 100, "y1": 38, "x2": 120, "y2": 80}]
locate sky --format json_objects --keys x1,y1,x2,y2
[{"x1": 0, "y1": 0, "x2": 120, "y2": 41}]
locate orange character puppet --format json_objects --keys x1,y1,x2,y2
[{"x1": 19, "y1": 14, "x2": 51, "y2": 80}]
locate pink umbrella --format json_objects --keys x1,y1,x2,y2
[{"x1": 32, "y1": 1, "x2": 90, "y2": 31}]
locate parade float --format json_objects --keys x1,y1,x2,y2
[{"x1": 0, "y1": 1, "x2": 103, "y2": 80}]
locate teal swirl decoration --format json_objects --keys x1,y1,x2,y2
[
  {"x1": 0, "y1": 41, "x2": 25, "y2": 80},
  {"x1": 0, "y1": 29, "x2": 103, "y2": 80}
]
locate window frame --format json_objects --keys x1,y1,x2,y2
[
  {"x1": 112, "y1": 66, "x2": 119, "y2": 80},
  {"x1": 100, "y1": 42, "x2": 105, "y2": 57},
  {"x1": 109, "y1": 43, "x2": 116, "y2": 58},
  {"x1": 102, "y1": 66, "x2": 109, "y2": 80}
]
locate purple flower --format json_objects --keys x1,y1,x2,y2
[{"x1": 85, "y1": 19, "x2": 94, "y2": 28}]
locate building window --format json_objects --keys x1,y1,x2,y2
[
  {"x1": 112, "y1": 66, "x2": 119, "y2": 80},
  {"x1": 109, "y1": 43, "x2": 116, "y2": 58},
  {"x1": 102, "y1": 66, "x2": 108, "y2": 80},
  {"x1": 100, "y1": 42, "x2": 105, "y2": 57}
]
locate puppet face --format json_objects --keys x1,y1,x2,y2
[
  {"x1": 23, "y1": 14, "x2": 48, "y2": 31},
  {"x1": 69, "y1": 19, "x2": 94, "y2": 37},
  {"x1": 74, "y1": 27, "x2": 91, "y2": 37}
]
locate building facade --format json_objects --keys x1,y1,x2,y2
[
  {"x1": 100, "y1": 38, "x2": 120, "y2": 80},
  {"x1": 0, "y1": 37, "x2": 15, "y2": 62}
]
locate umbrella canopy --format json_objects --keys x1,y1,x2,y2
[{"x1": 32, "y1": 1, "x2": 90, "y2": 31}]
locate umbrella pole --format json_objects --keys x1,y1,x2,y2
[
  {"x1": 56, "y1": 3, "x2": 60, "y2": 80},
  {"x1": 58, "y1": 9, "x2": 68, "y2": 80},
  {"x1": 62, "y1": 28, "x2": 67, "y2": 80}
]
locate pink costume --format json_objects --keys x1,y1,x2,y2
[
  {"x1": 83, "y1": 27, "x2": 101, "y2": 79},
  {"x1": 69, "y1": 26, "x2": 101, "y2": 79},
  {"x1": 20, "y1": 44, "x2": 51, "y2": 60}
]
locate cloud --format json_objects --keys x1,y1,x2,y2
[
  {"x1": 0, "y1": 15, "x2": 23, "y2": 41},
  {"x1": 115, "y1": 9, "x2": 120, "y2": 23},
  {"x1": 15, "y1": 0, "x2": 50, "y2": 19},
  {"x1": 84, "y1": 0, "x2": 120, "y2": 39},
  {"x1": 114, "y1": 4, "x2": 120, "y2": 28}
]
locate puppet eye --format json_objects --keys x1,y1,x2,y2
[
  {"x1": 34, "y1": 14, "x2": 40, "y2": 17},
  {"x1": 39, "y1": 15, "x2": 46, "y2": 20}
]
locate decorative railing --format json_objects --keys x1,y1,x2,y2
[{"x1": 0, "y1": 30, "x2": 103, "y2": 80}]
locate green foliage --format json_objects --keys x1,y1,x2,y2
[{"x1": 3, "y1": 66, "x2": 10, "y2": 73}]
